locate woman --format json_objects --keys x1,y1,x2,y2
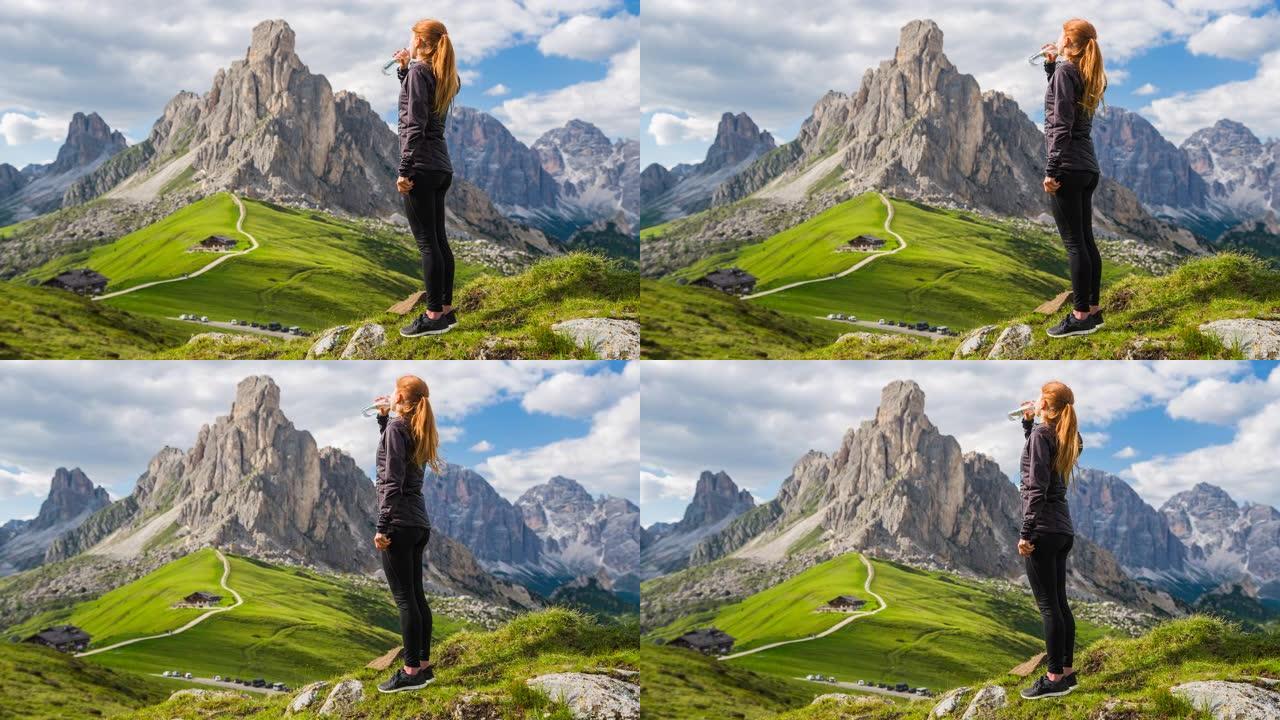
[
  {"x1": 373, "y1": 375, "x2": 444, "y2": 693},
  {"x1": 393, "y1": 19, "x2": 461, "y2": 338},
  {"x1": 1017, "y1": 381, "x2": 1081, "y2": 700},
  {"x1": 1041, "y1": 19, "x2": 1106, "y2": 339}
]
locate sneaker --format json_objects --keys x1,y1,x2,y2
[
  {"x1": 1062, "y1": 672, "x2": 1078, "y2": 692},
  {"x1": 377, "y1": 667, "x2": 434, "y2": 694},
  {"x1": 400, "y1": 313, "x2": 452, "y2": 338},
  {"x1": 444, "y1": 310, "x2": 457, "y2": 327},
  {"x1": 1046, "y1": 312, "x2": 1099, "y2": 338},
  {"x1": 1091, "y1": 310, "x2": 1104, "y2": 327},
  {"x1": 1020, "y1": 674, "x2": 1071, "y2": 700}
]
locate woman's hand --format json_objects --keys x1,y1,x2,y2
[
  {"x1": 1043, "y1": 176, "x2": 1061, "y2": 194},
  {"x1": 1018, "y1": 539, "x2": 1036, "y2": 557},
  {"x1": 393, "y1": 48, "x2": 410, "y2": 70},
  {"x1": 397, "y1": 176, "x2": 414, "y2": 195},
  {"x1": 1042, "y1": 43, "x2": 1058, "y2": 64},
  {"x1": 374, "y1": 533, "x2": 391, "y2": 551}
]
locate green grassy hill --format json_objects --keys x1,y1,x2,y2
[
  {"x1": 0, "y1": 642, "x2": 176, "y2": 720},
  {"x1": 5, "y1": 550, "x2": 470, "y2": 687},
  {"x1": 648, "y1": 556, "x2": 1112, "y2": 692},
  {"x1": 0, "y1": 281, "x2": 194, "y2": 359},
  {"x1": 114, "y1": 609, "x2": 638, "y2": 720},
  {"x1": 642, "y1": 644, "x2": 819, "y2": 720},
  {"x1": 772, "y1": 616, "x2": 1280, "y2": 720}
]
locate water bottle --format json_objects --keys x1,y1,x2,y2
[
  {"x1": 382, "y1": 50, "x2": 411, "y2": 76},
  {"x1": 1007, "y1": 401, "x2": 1037, "y2": 422},
  {"x1": 362, "y1": 396, "x2": 394, "y2": 417},
  {"x1": 1027, "y1": 44, "x2": 1059, "y2": 66}
]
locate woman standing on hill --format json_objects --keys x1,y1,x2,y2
[
  {"x1": 1017, "y1": 381, "x2": 1081, "y2": 700},
  {"x1": 392, "y1": 19, "x2": 461, "y2": 338},
  {"x1": 373, "y1": 375, "x2": 443, "y2": 693},
  {"x1": 1041, "y1": 19, "x2": 1106, "y2": 339}
]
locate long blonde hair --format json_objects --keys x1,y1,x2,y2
[
  {"x1": 411, "y1": 18, "x2": 460, "y2": 117},
  {"x1": 395, "y1": 375, "x2": 443, "y2": 473},
  {"x1": 1062, "y1": 18, "x2": 1106, "y2": 117},
  {"x1": 1040, "y1": 381, "x2": 1082, "y2": 482}
]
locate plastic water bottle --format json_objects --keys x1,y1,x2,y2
[
  {"x1": 1027, "y1": 44, "x2": 1059, "y2": 66},
  {"x1": 362, "y1": 396, "x2": 394, "y2": 417},
  {"x1": 1007, "y1": 402, "x2": 1037, "y2": 422}
]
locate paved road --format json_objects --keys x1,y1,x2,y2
[
  {"x1": 718, "y1": 554, "x2": 886, "y2": 662},
  {"x1": 821, "y1": 318, "x2": 950, "y2": 339},
  {"x1": 151, "y1": 673, "x2": 284, "y2": 696},
  {"x1": 742, "y1": 193, "x2": 906, "y2": 300},
  {"x1": 797, "y1": 678, "x2": 927, "y2": 701},
  {"x1": 169, "y1": 317, "x2": 300, "y2": 340},
  {"x1": 76, "y1": 549, "x2": 243, "y2": 657},
  {"x1": 93, "y1": 194, "x2": 259, "y2": 302}
]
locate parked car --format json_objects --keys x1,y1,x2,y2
[
  {"x1": 184, "y1": 672, "x2": 193, "y2": 679},
  {"x1": 214, "y1": 675, "x2": 222, "y2": 682},
  {"x1": 847, "y1": 316, "x2": 857, "y2": 323},
  {"x1": 200, "y1": 316, "x2": 209, "y2": 322},
  {"x1": 253, "y1": 679, "x2": 266, "y2": 688},
  {"x1": 878, "y1": 319, "x2": 886, "y2": 325},
  {"x1": 856, "y1": 679, "x2": 866, "y2": 686},
  {"x1": 268, "y1": 322, "x2": 282, "y2": 331}
]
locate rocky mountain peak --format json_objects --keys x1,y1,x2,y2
[
  {"x1": 1068, "y1": 468, "x2": 1187, "y2": 573},
  {"x1": 704, "y1": 112, "x2": 776, "y2": 174},
  {"x1": 32, "y1": 467, "x2": 110, "y2": 531},
  {"x1": 895, "y1": 19, "x2": 949, "y2": 69},
  {"x1": 247, "y1": 19, "x2": 297, "y2": 65},
  {"x1": 875, "y1": 379, "x2": 929, "y2": 427},
  {"x1": 49, "y1": 112, "x2": 127, "y2": 175},
  {"x1": 231, "y1": 375, "x2": 281, "y2": 419},
  {"x1": 1092, "y1": 106, "x2": 1208, "y2": 208},
  {"x1": 676, "y1": 471, "x2": 755, "y2": 532}
]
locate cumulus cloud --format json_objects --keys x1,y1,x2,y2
[
  {"x1": 522, "y1": 363, "x2": 638, "y2": 418},
  {"x1": 1145, "y1": 49, "x2": 1280, "y2": 143},
  {"x1": 538, "y1": 12, "x2": 639, "y2": 62},
  {"x1": 1114, "y1": 446, "x2": 1139, "y2": 459},
  {"x1": 483, "y1": 83, "x2": 510, "y2": 96},
  {"x1": 0, "y1": 112, "x2": 68, "y2": 146},
  {"x1": 1187, "y1": 11, "x2": 1280, "y2": 60},
  {"x1": 469, "y1": 440, "x2": 494, "y2": 452},
  {"x1": 492, "y1": 42, "x2": 638, "y2": 142},
  {"x1": 647, "y1": 111, "x2": 721, "y2": 146},
  {"x1": 1133, "y1": 82, "x2": 1160, "y2": 96}
]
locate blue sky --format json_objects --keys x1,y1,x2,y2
[
  {"x1": 641, "y1": 361, "x2": 1280, "y2": 526},
  {"x1": 642, "y1": 0, "x2": 1280, "y2": 169},
  {"x1": 0, "y1": 361, "x2": 638, "y2": 523},
  {"x1": 0, "y1": 0, "x2": 639, "y2": 168}
]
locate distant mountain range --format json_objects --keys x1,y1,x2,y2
[
  {"x1": 0, "y1": 113, "x2": 127, "y2": 224},
  {"x1": 639, "y1": 470, "x2": 756, "y2": 577},
  {"x1": 0, "y1": 467, "x2": 110, "y2": 575}
]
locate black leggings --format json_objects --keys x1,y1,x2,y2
[
  {"x1": 403, "y1": 171, "x2": 454, "y2": 313},
  {"x1": 1048, "y1": 170, "x2": 1101, "y2": 313},
  {"x1": 1025, "y1": 532, "x2": 1075, "y2": 674},
  {"x1": 380, "y1": 525, "x2": 432, "y2": 667}
]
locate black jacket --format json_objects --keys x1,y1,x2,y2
[
  {"x1": 1019, "y1": 418, "x2": 1074, "y2": 540},
  {"x1": 1043, "y1": 60, "x2": 1100, "y2": 180},
  {"x1": 397, "y1": 63, "x2": 453, "y2": 177},
  {"x1": 376, "y1": 414, "x2": 430, "y2": 534}
]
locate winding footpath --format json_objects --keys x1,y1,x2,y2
[
  {"x1": 742, "y1": 192, "x2": 906, "y2": 300},
  {"x1": 93, "y1": 194, "x2": 259, "y2": 302},
  {"x1": 76, "y1": 549, "x2": 243, "y2": 658},
  {"x1": 718, "y1": 554, "x2": 886, "y2": 662}
]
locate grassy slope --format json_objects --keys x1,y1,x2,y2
[
  {"x1": 170, "y1": 253, "x2": 639, "y2": 360},
  {"x1": 641, "y1": 279, "x2": 849, "y2": 359},
  {"x1": 7, "y1": 549, "x2": 229, "y2": 648},
  {"x1": 0, "y1": 642, "x2": 175, "y2": 720},
  {"x1": 643, "y1": 644, "x2": 818, "y2": 720},
  {"x1": 649, "y1": 557, "x2": 1111, "y2": 691},
  {"x1": 119, "y1": 609, "x2": 638, "y2": 720},
  {"x1": 0, "y1": 282, "x2": 194, "y2": 359},
  {"x1": 776, "y1": 616, "x2": 1280, "y2": 720},
  {"x1": 650, "y1": 555, "x2": 878, "y2": 651},
  {"x1": 26, "y1": 194, "x2": 485, "y2": 331}
]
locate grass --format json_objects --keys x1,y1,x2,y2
[
  {"x1": 0, "y1": 642, "x2": 176, "y2": 720},
  {"x1": 768, "y1": 616, "x2": 1280, "y2": 720},
  {"x1": 168, "y1": 253, "x2": 639, "y2": 360},
  {"x1": 649, "y1": 556, "x2": 1112, "y2": 692},
  {"x1": 651, "y1": 555, "x2": 879, "y2": 652},
  {"x1": 118, "y1": 608, "x2": 639, "y2": 720},
  {"x1": 642, "y1": 644, "x2": 818, "y2": 720},
  {"x1": 640, "y1": 279, "x2": 848, "y2": 359},
  {"x1": 0, "y1": 281, "x2": 194, "y2": 359},
  {"x1": 6, "y1": 549, "x2": 230, "y2": 648}
]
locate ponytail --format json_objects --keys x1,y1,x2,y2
[
  {"x1": 1041, "y1": 380, "x2": 1082, "y2": 482},
  {"x1": 1063, "y1": 19, "x2": 1106, "y2": 117},
  {"x1": 411, "y1": 19, "x2": 461, "y2": 118},
  {"x1": 396, "y1": 375, "x2": 443, "y2": 473}
]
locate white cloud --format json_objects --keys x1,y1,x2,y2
[
  {"x1": 1166, "y1": 368, "x2": 1280, "y2": 424},
  {"x1": 647, "y1": 111, "x2": 720, "y2": 146},
  {"x1": 493, "y1": 43, "x2": 638, "y2": 143},
  {"x1": 1082, "y1": 432, "x2": 1111, "y2": 450},
  {"x1": 483, "y1": 83, "x2": 510, "y2": 97},
  {"x1": 521, "y1": 363, "x2": 638, "y2": 418},
  {"x1": 0, "y1": 464, "x2": 54, "y2": 500},
  {"x1": 1114, "y1": 446, "x2": 1139, "y2": 459},
  {"x1": 1106, "y1": 68, "x2": 1131, "y2": 86},
  {"x1": 538, "y1": 13, "x2": 639, "y2": 62},
  {"x1": 1145, "y1": 49, "x2": 1280, "y2": 144},
  {"x1": 0, "y1": 112, "x2": 67, "y2": 146},
  {"x1": 1133, "y1": 82, "x2": 1160, "y2": 96},
  {"x1": 479, "y1": 391, "x2": 639, "y2": 501},
  {"x1": 469, "y1": 440, "x2": 494, "y2": 452},
  {"x1": 1187, "y1": 11, "x2": 1280, "y2": 61}
]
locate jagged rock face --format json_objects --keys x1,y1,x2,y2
[
  {"x1": 709, "y1": 19, "x2": 1198, "y2": 253},
  {"x1": 1181, "y1": 119, "x2": 1279, "y2": 215},
  {"x1": 0, "y1": 467, "x2": 111, "y2": 575},
  {"x1": 1161, "y1": 483, "x2": 1280, "y2": 593},
  {"x1": 641, "y1": 111, "x2": 776, "y2": 222},
  {"x1": 1067, "y1": 468, "x2": 1187, "y2": 574},
  {"x1": 424, "y1": 464, "x2": 543, "y2": 566},
  {"x1": 676, "y1": 471, "x2": 755, "y2": 532},
  {"x1": 534, "y1": 120, "x2": 640, "y2": 221},
  {"x1": 0, "y1": 112, "x2": 128, "y2": 221},
  {"x1": 1092, "y1": 107, "x2": 1207, "y2": 208},
  {"x1": 517, "y1": 477, "x2": 640, "y2": 579},
  {"x1": 639, "y1": 470, "x2": 756, "y2": 578},
  {"x1": 446, "y1": 106, "x2": 559, "y2": 209}
]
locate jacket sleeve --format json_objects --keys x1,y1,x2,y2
[
  {"x1": 376, "y1": 424, "x2": 408, "y2": 534},
  {"x1": 1044, "y1": 65, "x2": 1076, "y2": 180},
  {"x1": 398, "y1": 67, "x2": 432, "y2": 177},
  {"x1": 396, "y1": 65, "x2": 408, "y2": 82},
  {"x1": 1043, "y1": 60, "x2": 1056, "y2": 81},
  {"x1": 1021, "y1": 429, "x2": 1054, "y2": 540},
  {"x1": 1022, "y1": 417, "x2": 1035, "y2": 438}
]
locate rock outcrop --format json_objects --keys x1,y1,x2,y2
[
  {"x1": 1182, "y1": 120, "x2": 1279, "y2": 220},
  {"x1": 551, "y1": 318, "x2": 640, "y2": 359},
  {"x1": 534, "y1": 119, "x2": 640, "y2": 225},
  {"x1": 517, "y1": 477, "x2": 641, "y2": 584},
  {"x1": 425, "y1": 464, "x2": 544, "y2": 567},
  {"x1": 641, "y1": 112, "x2": 776, "y2": 223},
  {"x1": 1068, "y1": 468, "x2": 1188, "y2": 575},
  {"x1": 640, "y1": 470, "x2": 756, "y2": 577},
  {"x1": 0, "y1": 112, "x2": 128, "y2": 222},
  {"x1": 0, "y1": 467, "x2": 111, "y2": 575},
  {"x1": 525, "y1": 672, "x2": 639, "y2": 720},
  {"x1": 1162, "y1": 483, "x2": 1280, "y2": 597},
  {"x1": 1092, "y1": 106, "x2": 1208, "y2": 209},
  {"x1": 447, "y1": 106, "x2": 559, "y2": 210},
  {"x1": 1172, "y1": 680, "x2": 1280, "y2": 720}
]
